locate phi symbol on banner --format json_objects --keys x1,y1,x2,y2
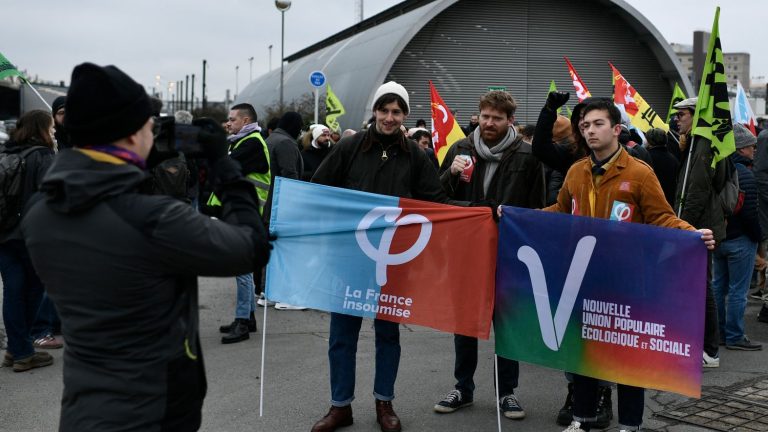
[{"x1": 356, "y1": 207, "x2": 432, "y2": 286}]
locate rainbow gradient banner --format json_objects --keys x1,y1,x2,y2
[
  {"x1": 495, "y1": 207, "x2": 707, "y2": 397},
  {"x1": 266, "y1": 178, "x2": 498, "y2": 339}
]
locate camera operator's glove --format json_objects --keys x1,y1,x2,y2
[
  {"x1": 545, "y1": 91, "x2": 570, "y2": 112},
  {"x1": 469, "y1": 200, "x2": 500, "y2": 223},
  {"x1": 192, "y1": 117, "x2": 229, "y2": 163}
]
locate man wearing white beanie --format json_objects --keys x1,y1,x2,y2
[
  {"x1": 309, "y1": 81, "x2": 469, "y2": 432},
  {"x1": 301, "y1": 125, "x2": 332, "y2": 180}
]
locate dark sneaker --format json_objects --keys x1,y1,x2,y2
[
  {"x1": 750, "y1": 289, "x2": 765, "y2": 300},
  {"x1": 434, "y1": 389, "x2": 473, "y2": 413},
  {"x1": 13, "y1": 352, "x2": 53, "y2": 372},
  {"x1": 758, "y1": 304, "x2": 768, "y2": 323},
  {"x1": 2, "y1": 352, "x2": 12, "y2": 368},
  {"x1": 594, "y1": 386, "x2": 613, "y2": 428},
  {"x1": 726, "y1": 336, "x2": 762, "y2": 351},
  {"x1": 499, "y1": 393, "x2": 526, "y2": 419},
  {"x1": 556, "y1": 383, "x2": 574, "y2": 426},
  {"x1": 221, "y1": 319, "x2": 251, "y2": 344}
]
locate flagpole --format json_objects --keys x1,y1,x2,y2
[
  {"x1": 22, "y1": 79, "x2": 52, "y2": 111},
  {"x1": 494, "y1": 354, "x2": 502, "y2": 432},
  {"x1": 259, "y1": 291, "x2": 269, "y2": 417},
  {"x1": 676, "y1": 136, "x2": 696, "y2": 217}
]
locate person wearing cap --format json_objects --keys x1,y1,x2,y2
[
  {"x1": 21, "y1": 62, "x2": 271, "y2": 431},
  {"x1": 712, "y1": 123, "x2": 763, "y2": 351},
  {"x1": 310, "y1": 81, "x2": 463, "y2": 432},
  {"x1": 302, "y1": 124, "x2": 332, "y2": 181},
  {"x1": 543, "y1": 99, "x2": 715, "y2": 432},
  {"x1": 672, "y1": 96, "x2": 727, "y2": 368},
  {"x1": 433, "y1": 90, "x2": 544, "y2": 421}
]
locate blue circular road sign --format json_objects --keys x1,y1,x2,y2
[{"x1": 309, "y1": 71, "x2": 326, "y2": 88}]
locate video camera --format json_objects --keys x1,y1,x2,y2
[{"x1": 152, "y1": 116, "x2": 205, "y2": 157}]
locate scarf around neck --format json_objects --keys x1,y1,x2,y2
[
  {"x1": 472, "y1": 126, "x2": 518, "y2": 195},
  {"x1": 228, "y1": 122, "x2": 262, "y2": 144}
]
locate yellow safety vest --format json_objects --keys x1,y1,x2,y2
[{"x1": 207, "y1": 131, "x2": 271, "y2": 214}]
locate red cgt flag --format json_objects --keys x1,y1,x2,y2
[
  {"x1": 430, "y1": 81, "x2": 466, "y2": 165},
  {"x1": 564, "y1": 57, "x2": 592, "y2": 102}
]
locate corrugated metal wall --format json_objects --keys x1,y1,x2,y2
[{"x1": 388, "y1": 0, "x2": 673, "y2": 127}]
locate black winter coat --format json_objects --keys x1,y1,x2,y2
[
  {"x1": 22, "y1": 149, "x2": 270, "y2": 431},
  {"x1": 0, "y1": 139, "x2": 54, "y2": 242},
  {"x1": 754, "y1": 129, "x2": 768, "y2": 240},
  {"x1": 302, "y1": 144, "x2": 331, "y2": 181},
  {"x1": 312, "y1": 129, "x2": 460, "y2": 205},
  {"x1": 438, "y1": 134, "x2": 545, "y2": 208},
  {"x1": 727, "y1": 153, "x2": 762, "y2": 242},
  {"x1": 647, "y1": 145, "x2": 680, "y2": 208}
]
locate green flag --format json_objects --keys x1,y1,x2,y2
[
  {"x1": 0, "y1": 52, "x2": 24, "y2": 80},
  {"x1": 325, "y1": 84, "x2": 345, "y2": 132},
  {"x1": 548, "y1": 80, "x2": 572, "y2": 117},
  {"x1": 665, "y1": 83, "x2": 687, "y2": 123},
  {"x1": 692, "y1": 7, "x2": 734, "y2": 168}
]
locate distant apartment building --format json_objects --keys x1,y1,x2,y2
[{"x1": 671, "y1": 36, "x2": 750, "y2": 89}]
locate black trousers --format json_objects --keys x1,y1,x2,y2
[
  {"x1": 454, "y1": 334, "x2": 519, "y2": 398},
  {"x1": 704, "y1": 253, "x2": 721, "y2": 357},
  {"x1": 572, "y1": 374, "x2": 643, "y2": 427}
]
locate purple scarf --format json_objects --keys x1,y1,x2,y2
[{"x1": 83, "y1": 145, "x2": 147, "y2": 170}]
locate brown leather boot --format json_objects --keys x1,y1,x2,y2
[
  {"x1": 311, "y1": 405, "x2": 353, "y2": 432},
  {"x1": 375, "y1": 400, "x2": 402, "y2": 432}
]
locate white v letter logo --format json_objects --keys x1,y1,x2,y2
[{"x1": 517, "y1": 236, "x2": 597, "y2": 351}]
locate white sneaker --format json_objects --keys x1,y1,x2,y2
[
  {"x1": 563, "y1": 421, "x2": 588, "y2": 432},
  {"x1": 274, "y1": 302, "x2": 307, "y2": 311},
  {"x1": 703, "y1": 351, "x2": 720, "y2": 368},
  {"x1": 256, "y1": 294, "x2": 275, "y2": 307}
]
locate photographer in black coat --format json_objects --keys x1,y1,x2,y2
[{"x1": 22, "y1": 63, "x2": 270, "y2": 432}]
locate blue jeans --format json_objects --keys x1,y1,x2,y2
[
  {"x1": 0, "y1": 240, "x2": 45, "y2": 360},
  {"x1": 31, "y1": 292, "x2": 60, "y2": 339},
  {"x1": 235, "y1": 273, "x2": 256, "y2": 319},
  {"x1": 328, "y1": 313, "x2": 400, "y2": 406},
  {"x1": 713, "y1": 235, "x2": 758, "y2": 344}
]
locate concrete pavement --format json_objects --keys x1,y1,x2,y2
[{"x1": 2, "y1": 276, "x2": 768, "y2": 431}]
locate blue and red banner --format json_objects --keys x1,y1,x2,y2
[
  {"x1": 494, "y1": 207, "x2": 707, "y2": 397},
  {"x1": 266, "y1": 178, "x2": 498, "y2": 339}
]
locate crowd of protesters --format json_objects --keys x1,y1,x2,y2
[{"x1": 0, "y1": 61, "x2": 764, "y2": 432}]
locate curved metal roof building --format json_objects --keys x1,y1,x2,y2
[{"x1": 238, "y1": 0, "x2": 691, "y2": 130}]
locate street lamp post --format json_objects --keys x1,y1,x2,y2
[
  {"x1": 275, "y1": 0, "x2": 291, "y2": 109},
  {"x1": 235, "y1": 65, "x2": 239, "y2": 100},
  {"x1": 248, "y1": 57, "x2": 254, "y2": 83},
  {"x1": 268, "y1": 45, "x2": 273, "y2": 71}
]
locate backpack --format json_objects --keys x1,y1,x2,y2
[
  {"x1": 150, "y1": 155, "x2": 191, "y2": 201},
  {"x1": 0, "y1": 145, "x2": 44, "y2": 232},
  {"x1": 719, "y1": 158, "x2": 743, "y2": 217}
]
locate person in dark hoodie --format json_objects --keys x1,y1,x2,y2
[
  {"x1": 0, "y1": 109, "x2": 56, "y2": 372},
  {"x1": 21, "y1": 63, "x2": 270, "y2": 431},
  {"x1": 51, "y1": 96, "x2": 71, "y2": 149},
  {"x1": 712, "y1": 123, "x2": 763, "y2": 351}
]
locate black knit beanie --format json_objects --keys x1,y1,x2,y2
[
  {"x1": 277, "y1": 111, "x2": 304, "y2": 139},
  {"x1": 52, "y1": 96, "x2": 66, "y2": 114},
  {"x1": 64, "y1": 63, "x2": 152, "y2": 147}
]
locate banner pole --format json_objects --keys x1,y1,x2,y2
[
  {"x1": 23, "y1": 79, "x2": 52, "y2": 111},
  {"x1": 676, "y1": 136, "x2": 696, "y2": 217},
  {"x1": 259, "y1": 291, "x2": 269, "y2": 417},
  {"x1": 494, "y1": 354, "x2": 502, "y2": 432}
]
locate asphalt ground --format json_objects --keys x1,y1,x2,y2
[{"x1": 2, "y1": 276, "x2": 768, "y2": 431}]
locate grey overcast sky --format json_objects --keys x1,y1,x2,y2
[{"x1": 4, "y1": 0, "x2": 767, "y2": 102}]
